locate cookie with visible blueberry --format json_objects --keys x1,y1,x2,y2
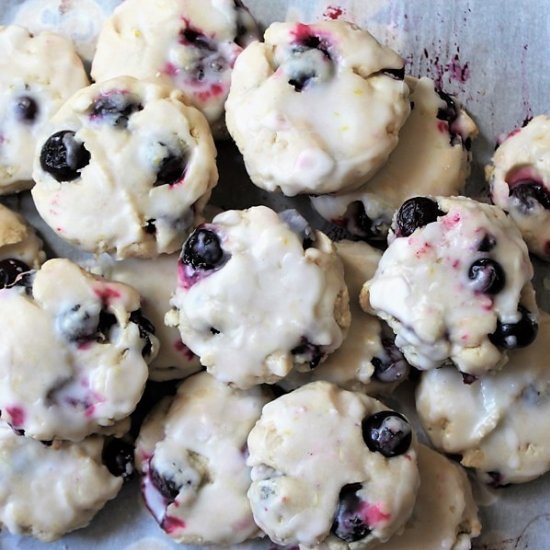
[
  {"x1": 0, "y1": 258, "x2": 158, "y2": 441},
  {"x1": 280, "y1": 240, "x2": 410, "y2": 394},
  {"x1": 361, "y1": 196, "x2": 537, "y2": 376},
  {"x1": 417, "y1": 312, "x2": 550, "y2": 486},
  {"x1": 91, "y1": 0, "x2": 259, "y2": 136},
  {"x1": 166, "y1": 206, "x2": 351, "y2": 389},
  {"x1": 32, "y1": 76, "x2": 218, "y2": 259},
  {"x1": 0, "y1": 419, "x2": 124, "y2": 542},
  {"x1": 486, "y1": 115, "x2": 550, "y2": 261},
  {"x1": 135, "y1": 372, "x2": 270, "y2": 545},
  {"x1": 0, "y1": 25, "x2": 88, "y2": 194},
  {"x1": 246, "y1": 381, "x2": 419, "y2": 547},
  {"x1": 225, "y1": 20, "x2": 410, "y2": 196},
  {"x1": 311, "y1": 77, "x2": 478, "y2": 245}
]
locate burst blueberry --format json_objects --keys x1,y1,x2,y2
[
  {"x1": 0, "y1": 258, "x2": 30, "y2": 288},
  {"x1": 362, "y1": 411, "x2": 412, "y2": 457},
  {"x1": 331, "y1": 483, "x2": 371, "y2": 543},
  {"x1": 509, "y1": 182, "x2": 550, "y2": 213},
  {"x1": 102, "y1": 438, "x2": 135, "y2": 482},
  {"x1": 150, "y1": 465, "x2": 181, "y2": 502},
  {"x1": 90, "y1": 94, "x2": 142, "y2": 128},
  {"x1": 371, "y1": 340, "x2": 410, "y2": 383},
  {"x1": 154, "y1": 152, "x2": 187, "y2": 187},
  {"x1": 40, "y1": 130, "x2": 90, "y2": 182}
]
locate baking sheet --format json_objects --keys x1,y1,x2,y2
[{"x1": 1, "y1": 0, "x2": 549, "y2": 548}]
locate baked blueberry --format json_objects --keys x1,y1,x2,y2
[
  {"x1": 362, "y1": 411, "x2": 412, "y2": 457},
  {"x1": 489, "y1": 305, "x2": 538, "y2": 349},
  {"x1": 102, "y1": 437, "x2": 135, "y2": 481},
  {"x1": 150, "y1": 464, "x2": 181, "y2": 502},
  {"x1": 395, "y1": 197, "x2": 443, "y2": 237},
  {"x1": 90, "y1": 93, "x2": 142, "y2": 128},
  {"x1": 39, "y1": 130, "x2": 90, "y2": 182},
  {"x1": 181, "y1": 228, "x2": 224, "y2": 270},
  {"x1": 291, "y1": 338, "x2": 323, "y2": 369},
  {"x1": 154, "y1": 151, "x2": 187, "y2": 187},
  {"x1": 509, "y1": 182, "x2": 550, "y2": 213},
  {"x1": 287, "y1": 34, "x2": 333, "y2": 92},
  {"x1": 331, "y1": 483, "x2": 371, "y2": 543},
  {"x1": 179, "y1": 27, "x2": 216, "y2": 52},
  {"x1": 468, "y1": 258, "x2": 506, "y2": 295},
  {"x1": 0, "y1": 258, "x2": 30, "y2": 288},
  {"x1": 14, "y1": 95, "x2": 39, "y2": 123},
  {"x1": 477, "y1": 233, "x2": 497, "y2": 252},
  {"x1": 345, "y1": 201, "x2": 389, "y2": 244},
  {"x1": 371, "y1": 339, "x2": 410, "y2": 383},
  {"x1": 129, "y1": 308, "x2": 156, "y2": 357}
]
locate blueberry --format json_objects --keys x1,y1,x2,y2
[
  {"x1": 287, "y1": 34, "x2": 332, "y2": 92},
  {"x1": 361, "y1": 411, "x2": 412, "y2": 457},
  {"x1": 477, "y1": 234, "x2": 496, "y2": 252},
  {"x1": 395, "y1": 197, "x2": 443, "y2": 237},
  {"x1": 461, "y1": 372, "x2": 478, "y2": 385},
  {"x1": 509, "y1": 182, "x2": 550, "y2": 213},
  {"x1": 0, "y1": 258, "x2": 30, "y2": 288},
  {"x1": 179, "y1": 27, "x2": 216, "y2": 52},
  {"x1": 468, "y1": 258, "x2": 506, "y2": 295},
  {"x1": 150, "y1": 465, "x2": 181, "y2": 502},
  {"x1": 489, "y1": 305, "x2": 538, "y2": 350},
  {"x1": 144, "y1": 219, "x2": 156, "y2": 234},
  {"x1": 181, "y1": 228, "x2": 224, "y2": 270},
  {"x1": 40, "y1": 130, "x2": 90, "y2": 182},
  {"x1": 57, "y1": 304, "x2": 116, "y2": 343},
  {"x1": 90, "y1": 94, "x2": 142, "y2": 128},
  {"x1": 129, "y1": 309, "x2": 156, "y2": 357},
  {"x1": 154, "y1": 152, "x2": 187, "y2": 187},
  {"x1": 278, "y1": 209, "x2": 314, "y2": 249},
  {"x1": 291, "y1": 338, "x2": 323, "y2": 369},
  {"x1": 345, "y1": 201, "x2": 389, "y2": 244},
  {"x1": 288, "y1": 68, "x2": 318, "y2": 92},
  {"x1": 435, "y1": 89, "x2": 465, "y2": 147},
  {"x1": 14, "y1": 95, "x2": 38, "y2": 123},
  {"x1": 331, "y1": 483, "x2": 371, "y2": 543},
  {"x1": 102, "y1": 438, "x2": 135, "y2": 482},
  {"x1": 371, "y1": 340, "x2": 410, "y2": 383}
]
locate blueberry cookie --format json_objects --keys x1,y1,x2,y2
[
  {"x1": 486, "y1": 115, "x2": 550, "y2": 260},
  {"x1": 417, "y1": 313, "x2": 550, "y2": 485},
  {"x1": 0, "y1": 420, "x2": 123, "y2": 541},
  {"x1": 361, "y1": 196, "x2": 537, "y2": 376},
  {"x1": 31, "y1": 76, "x2": 218, "y2": 259},
  {"x1": 225, "y1": 20, "x2": 410, "y2": 196},
  {"x1": 0, "y1": 25, "x2": 88, "y2": 193},
  {"x1": 0, "y1": 258, "x2": 158, "y2": 441},
  {"x1": 91, "y1": 253, "x2": 202, "y2": 381},
  {"x1": 280, "y1": 241, "x2": 410, "y2": 394},
  {"x1": 247, "y1": 381, "x2": 419, "y2": 547},
  {"x1": 91, "y1": 0, "x2": 259, "y2": 136},
  {"x1": 0, "y1": 203, "x2": 45, "y2": 287},
  {"x1": 135, "y1": 372, "x2": 270, "y2": 545},
  {"x1": 311, "y1": 77, "x2": 478, "y2": 244},
  {"x1": 166, "y1": 207, "x2": 351, "y2": 389},
  {"x1": 380, "y1": 445, "x2": 480, "y2": 550}
]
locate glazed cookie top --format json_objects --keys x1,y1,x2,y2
[
  {"x1": 91, "y1": 0, "x2": 259, "y2": 135},
  {"x1": 0, "y1": 25, "x2": 89, "y2": 193},
  {"x1": 311, "y1": 77, "x2": 478, "y2": 243},
  {"x1": 417, "y1": 313, "x2": 550, "y2": 485},
  {"x1": 486, "y1": 115, "x2": 550, "y2": 260},
  {"x1": 280, "y1": 240, "x2": 410, "y2": 394},
  {"x1": 32, "y1": 76, "x2": 218, "y2": 259},
  {"x1": 167, "y1": 207, "x2": 350, "y2": 389},
  {"x1": 0, "y1": 203, "x2": 45, "y2": 285},
  {"x1": 135, "y1": 372, "x2": 270, "y2": 545},
  {"x1": 247, "y1": 381, "x2": 419, "y2": 547},
  {"x1": 0, "y1": 258, "x2": 157, "y2": 441},
  {"x1": 362, "y1": 196, "x2": 537, "y2": 376},
  {"x1": 0, "y1": 421, "x2": 123, "y2": 542},
  {"x1": 90, "y1": 253, "x2": 201, "y2": 382},
  {"x1": 225, "y1": 20, "x2": 410, "y2": 196}
]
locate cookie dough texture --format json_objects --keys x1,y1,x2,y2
[
  {"x1": 417, "y1": 313, "x2": 550, "y2": 485},
  {"x1": 0, "y1": 25, "x2": 88, "y2": 193},
  {"x1": 311, "y1": 77, "x2": 478, "y2": 242},
  {"x1": 225, "y1": 20, "x2": 410, "y2": 196},
  {"x1": 362, "y1": 196, "x2": 536, "y2": 376},
  {"x1": 135, "y1": 372, "x2": 270, "y2": 545},
  {"x1": 167, "y1": 206, "x2": 350, "y2": 389},
  {"x1": 247, "y1": 381, "x2": 419, "y2": 548},
  {"x1": 91, "y1": 0, "x2": 259, "y2": 135},
  {"x1": 486, "y1": 115, "x2": 550, "y2": 260},
  {"x1": 0, "y1": 421, "x2": 122, "y2": 541},
  {"x1": 0, "y1": 258, "x2": 157, "y2": 441},
  {"x1": 32, "y1": 76, "x2": 218, "y2": 259}
]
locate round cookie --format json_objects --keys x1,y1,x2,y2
[
  {"x1": 0, "y1": 421, "x2": 124, "y2": 542},
  {"x1": 417, "y1": 313, "x2": 550, "y2": 486},
  {"x1": 280, "y1": 240, "x2": 410, "y2": 394},
  {"x1": 0, "y1": 258, "x2": 158, "y2": 441},
  {"x1": 225, "y1": 20, "x2": 411, "y2": 196},
  {"x1": 0, "y1": 25, "x2": 88, "y2": 193},
  {"x1": 135, "y1": 371, "x2": 270, "y2": 545},
  {"x1": 90, "y1": 253, "x2": 202, "y2": 381},
  {"x1": 91, "y1": 0, "x2": 259, "y2": 136},
  {"x1": 0, "y1": 203, "x2": 45, "y2": 286},
  {"x1": 311, "y1": 77, "x2": 478, "y2": 244},
  {"x1": 361, "y1": 196, "x2": 537, "y2": 376},
  {"x1": 486, "y1": 115, "x2": 550, "y2": 261},
  {"x1": 246, "y1": 381, "x2": 419, "y2": 547},
  {"x1": 166, "y1": 206, "x2": 351, "y2": 389},
  {"x1": 31, "y1": 76, "x2": 218, "y2": 259}
]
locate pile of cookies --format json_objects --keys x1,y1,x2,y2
[{"x1": 0, "y1": 0, "x2": 549, "y2": 548}]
